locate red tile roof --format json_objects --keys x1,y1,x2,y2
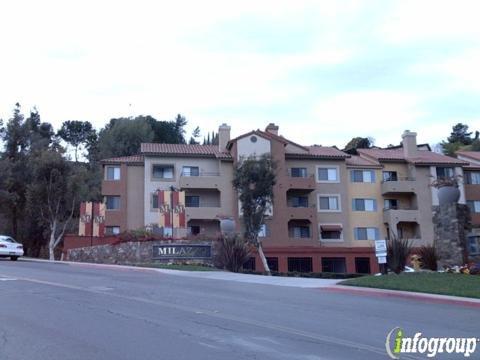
[
  {"x1": 345, "y1": 155, "x2": 381, "y2": 167},
  {"x1": 357, "y1": 148, "x2": 406, "y2": 161},
  {"x1": 357, "y1": 148, "x2": 468, "y2": 165},
  {"x1": 140, "y1": 143, "x2": 232, "y2": 159},
  {"x1": 456, "y1": 151, "x2": 480, "y2": 162},
  {"x1": 101, "y1": 155, "x2": 144, "y2": 164},
  {"x1": 304, "y1": 145, "x2": 350, "y2": 159}
]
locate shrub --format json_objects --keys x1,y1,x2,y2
[
  {"x1": 214, "y1": 234, "x2": 252, "y2": 272},
  {"x1": 418, "y1": 245, "x2": 438, "y2": 271},
  {"x1": 387, "y1": 234, "x2": 412, "y2": 274}
]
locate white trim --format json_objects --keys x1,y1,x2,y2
[
  {"x1": 319, "y1": 223, "x2": 344, "y2": 242},
  {"x1": 315, "y1": 165, "x2": 340, "y2": 183},
  {"x1": 317, "y1": 193, "x2": 342, "y2": 212}
]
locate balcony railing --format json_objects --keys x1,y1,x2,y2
[
  {"x1": 179, "y1": 171, "x2": 222, "y2": 189},
  {"x1": 383, "y1": 207, "x2": 420, "y2": 224},
  {"x1": 381, "y1": 177, "x2": 417, "y2": 194},
  {"x1": 285, "y1": 172, "x2": 316, "y2": 190},
  {"x1": 181, "y1": 171, "x2": 220, "y2": 177}
]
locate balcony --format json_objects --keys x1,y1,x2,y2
[
  {"x1": 287, "y1": 206, "x2": 316, "y2": 221},
  {"x1": 381, "y1": 178, "x2": 416, "y2": 195},
  {"x1": 383, "y1": 207, "x2": 420, "y2": 224},
  {"x1": 179, "y1": 172, "x2": 222, "y2": 189},
  {"x1": 285, "y1": 173, "x2": 316, "y2": 190},
  {"x1": 186, "y1": 206, "x2": 223, "y2": 220}
]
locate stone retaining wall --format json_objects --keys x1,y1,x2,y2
[
  {"x1": 67, "y1": 239, "x2": 215, "y2": 266},
  {"x1": 432, "y1": 203, "x2": 471, "y2": 267}
]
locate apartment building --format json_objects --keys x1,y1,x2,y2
[
  {"x1": 456, "y1": 151, "x2": 480, "y2": 257},
  {"x1": 100, "y1": 125, "x2": 466, "y2": 273}
]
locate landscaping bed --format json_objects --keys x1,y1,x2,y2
[{"x1": 340, "y1": 272, "x2": 480, "y2": 299}]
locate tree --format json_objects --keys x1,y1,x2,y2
[
  {"x1": 343, "y1": 137, "x2": 373, "y2": 155},
  {"x1": 232, "y1": 155, "x2": 276, "y2": 275},
  {"x1": 57, "y1": 120, "x2": 95, "y2": 162},
  {"x1": 26, "y1": 151, "x2": 89, "y2": 259},
  {"x1": 97, "y1": 117, "x2": 154, "y2": 159},
  {"x1": 189, "y1": 126, "x2": 201, "y2": 144},
  {"x1": 447, "y1": 123, "x2": 473, "y2": 145}
]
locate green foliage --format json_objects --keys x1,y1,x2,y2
[
  {"x1": 97, "y1": 114, "x2": 189, "y2": 159},
  {"x1": 214, "y1": 234, "x2": 252, "y2": 272},
  {"x1": 441, "y1": 123, "x2": 479, "y2": 155},
  {"x1": 387, "y1": 234, "x2": 412, "y2": 274},
  {"x1": 418, "y1": 245, "x2": 438, "y2": 271},
  {"x1": 343, "y1": 136, "x2": 373, "y2": 154},
  {"x1": 232, "y1": 155, "x2": 276, "y2": 245},
  {"x1": 57, "y1": 120, "x2": 95, "y2": 162},
  {"x1": 447, "y1": 123, "x2": 473, "y2": 145}
]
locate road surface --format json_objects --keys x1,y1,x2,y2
[{"x1": 0, "y1": 259, "x2": 478, "y2": 360}]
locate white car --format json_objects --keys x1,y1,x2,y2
[{"x1": 0, "y1": 235, "x2": 24, "y2": 261}]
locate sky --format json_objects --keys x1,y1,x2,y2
[{"x1": 1, "y1": 0, "x2": 479, "y2": 148}]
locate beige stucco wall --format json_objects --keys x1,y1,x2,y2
[
  {"x1": 126, "y1": 166, "x2": 145, "y2": 230},
  {"x1": 237, "y1": 135, "x2": 271, "y2": 159},
  {"x1": 143, "y1": 156, "x2": 234, "y2": 227},
  {"x1": 285, "y1": 159, "x2": 350, "y2": 244},
  {"x1": 346, "y1": 168, "x2": 385, "y2": 247}
]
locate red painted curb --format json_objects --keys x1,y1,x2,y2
[{"x1": 321, "y1": 286, "x2": 480, "y2": 309}]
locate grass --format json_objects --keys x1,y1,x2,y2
[
  {"x1": 340, "y1": 272, "x2": 480, "y2": 299},
  {"x1": 134, "y1": 263, "x2": 217, "y2": 271}
]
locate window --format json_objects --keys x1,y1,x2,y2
[
  {"x1": 182, "y1": 166, "x2": 199, "y2": 177},
  {"x1": 291, "y1": 167, "x2": 307, "y2": 178},
  {"x1": 152, "y1": 165, "x2": 174, "y2": 179},
  {"x1": 320, "y1": 225, "x2": 342, "y2": 240},
  {"x1": 189, "y1": 225, "x2": 200, "y2": 235},
  {"x1": 185, "y1": 196, "x2": 200, "y2": 207},
  {"x1": 352, "y1": 198, "x2": 377, "y2": 211},
  {"x1": 322, "y1": 258, "x2": 346, "y2": 273},
  {"x1": 266, "y1": 257, "x2": 279, "y2": 272},
  {"x1": 152, "y1": 194, "x2": 159, "y2": 209},
  {"x1": 290, "y1": 226, "x2": 310, "y2": 238},
  {"x1": 105, "y1": 196, "x2": 120, "y2": 210},
  {"x1": 384, "y1": 199, "x2": 398, "y2": 210},
  {"x1": 105, "y1": 226, "x2": 120, "y2": 235},
  {"x1": 290, "y1": 196, "x2": 309, "y2": 208},
  {"x1": 466, "y1": 172, "x2": 480, "y2": 185},
  {"x1": 468, "y1": 236, "x2": 480, "y2": 255},
  {"x1": 106, "y1": 166, "x2": 120, "y2": 180},
  {"x1": 436, "y1": 167, "x2": 454, "y2": 179},
  {"x1": 288, "y1": 257, "x2": 312, "y2": 273},
  {"x1": 351, "y1": 170, "x2": 375, "y2": 183},
  {"x1": 243, "y1": 257, "x2": 256, "y2": 271},
  {"x1": 382, "y1": 171, "x2": 398, "y2": 182},
  {"x1": 355, "y1": 257, "x2": 371, "y2": 274},
  {"x1": 258, "y1": 224, "x2": 268, "y2": 237},
  {"x1": 318, "y1": 195, "x2": 340, "y2": 211},
  {"x1": 354, "y1": 227, "x2": 380, "y2": 240},
  {"x1": 317, "y1": 166, "x2": 338, "y2": 182},
  {"x1": 467, "y1": 200, "x2": 480, "y2": 213}
]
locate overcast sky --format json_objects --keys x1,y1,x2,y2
[{"x1": 1, "y1": 0, "x2": 479, "y2": 148}]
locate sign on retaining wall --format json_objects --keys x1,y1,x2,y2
[{"x1": 153, "y1": 244, "x2": 212, "y2": 259}]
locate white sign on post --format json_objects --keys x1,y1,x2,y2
[
  {"x1": 377, "y1": 256, "x2": 387, "y2": 264},
  {"x1": 375, "y1": 240, "x2": 387, "y2": 253}
]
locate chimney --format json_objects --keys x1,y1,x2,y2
[
  {"x1": 401, "y1": 130, "x2": 418, "y2": 158},
  {"x1": 265, "y1": 123, "x2": 279, "y2": 136},
  {"x1": 218, "y1": 123, "x2": 231, "y2": 151}
]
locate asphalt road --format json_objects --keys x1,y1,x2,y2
[{"x1": 0, "y1": 260, "x2": 478, "y2": 360}]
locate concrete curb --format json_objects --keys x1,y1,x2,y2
[
  {"x1": 19, "y1": 258, "x2": 340, "y2": 288},
  {"x1": 323, "y1": 284, "x2": 480, "y2": 308}
]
